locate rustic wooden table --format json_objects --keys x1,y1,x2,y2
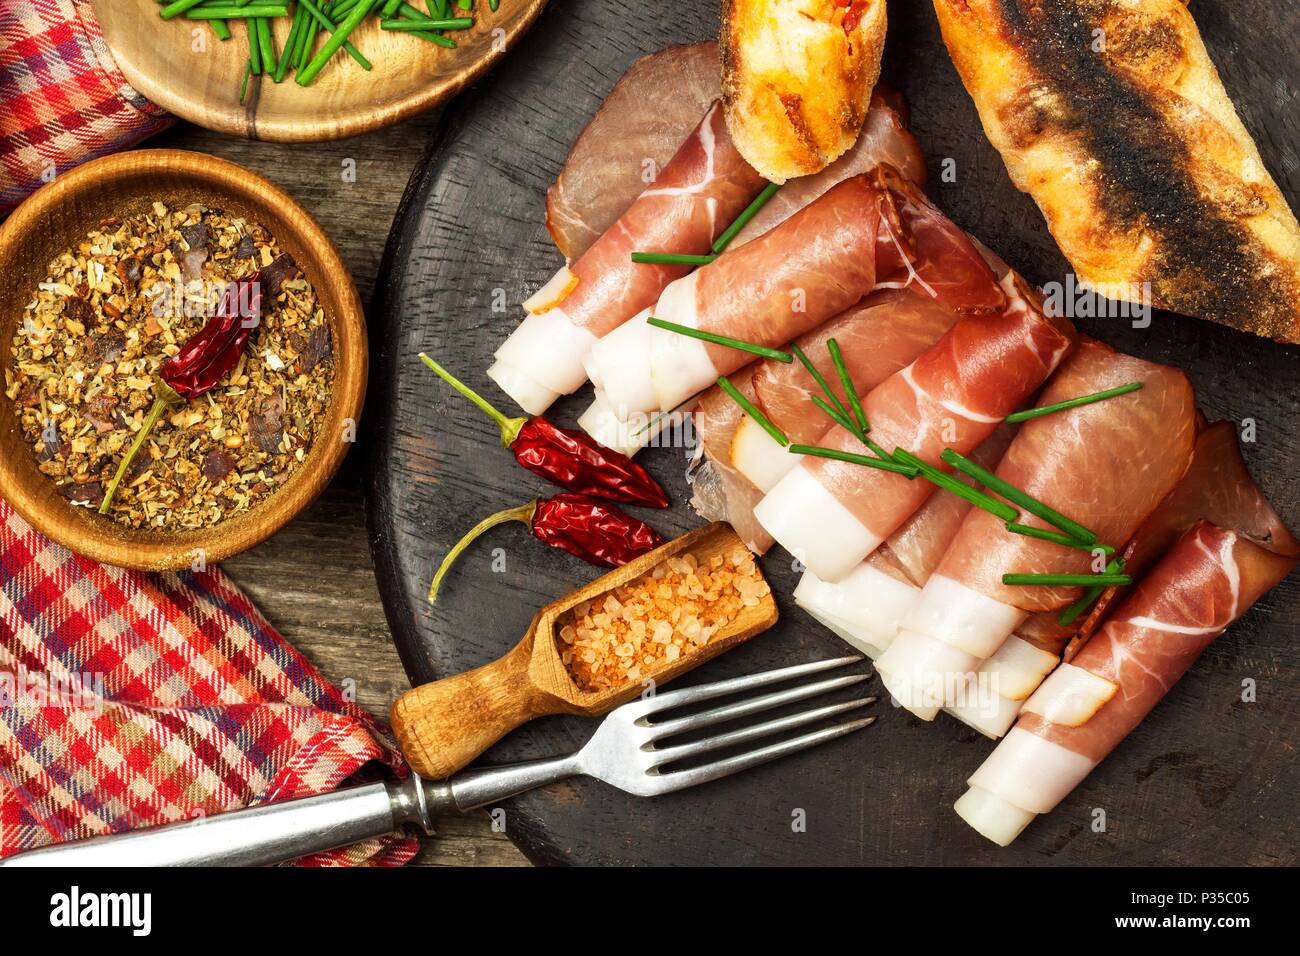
[{"x1": 151, "y1": 117, "x2": 529, "y2": 867}]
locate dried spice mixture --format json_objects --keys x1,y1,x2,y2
[
  {"x1": 558, "y1": 547, "x2": 770, "y2": 692},
  {"x1": 5, "y1": 203, "x2": 334, "y2": 530}
]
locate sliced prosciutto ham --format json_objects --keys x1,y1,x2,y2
[
  {"x1": 794, "y1": 425, "x2": 1016, "y2": 659},
  {"x1": 546, "y1": 43, "x2": 722, "y2": 261},
  {"x1": 879, "y1": 338, "x2": 1198, "y2": 720},
  {"x1": 490, "y1": 102, "x2": 766, "y2": 415},
  {"x1": 949, "y1": 420, "x2": 1298, "y2": 739},
  {"x1": 582, "y1": 164, "x2": 1006, "y2": 448},
  {"x1": 688, "y1": 288, "x2": 961, "y2": 555},
  {"x1": 956, "y1": 520, "x2": 1298, "y2": 846},
  {"x1": 735, "y1": 288, "x2": 962, "y2": 491},
  {"x1": 755, "y1": 272, "x2": 1074, "y2": 583}
]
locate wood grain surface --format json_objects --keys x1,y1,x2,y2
[
  {"x1": 97, "y1": 0, "x2": 547, "y2": 143},
  {"x1": 149, "y1": 113, "x2": 526, "y2": 865},
  {"x1": 368, "y1": 0, "x2": 1300, "y2": 865}
]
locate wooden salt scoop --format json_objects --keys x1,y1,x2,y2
[{"x1": 391, "y1": 523, "x2": 779, "y2": 780}]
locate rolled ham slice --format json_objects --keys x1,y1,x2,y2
[
  {"x1": 583, "y1": 164, "x2": 1008, "y2": 434},
  {"x1": 756, "y1": 273, "x2": 1074, "y2": 583},
  {"x1": 689, "y1": 289, "x2": 957, "y2": 552},
  {"x1": 794, "y1": 425, "x2": 1015, "y2": 657},
  {"x1": 490, "y1": 101, "x2": 767, "y2": 414},
  {"x1": 957, "y1": 520, "x2": 1299, "y2": 846},
  {"x1": 949, "y1": 418, "x2": 1300, "y2": 739},
  {"x1": 734, "y1": 288, "x2": 962, "y2": 492},
  {"x1": 879, "y1": 338, "x2": 1198, "y2": 719},
  {"x1": 546, "y1": 43, "x2": 723, "y2": 261}
]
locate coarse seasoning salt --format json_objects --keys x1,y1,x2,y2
[{"x1": 555, "y1": 546, "x2": 770, "y2": 692}]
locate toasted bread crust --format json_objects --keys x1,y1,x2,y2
[
  {"x1": 722, "y1": 0, "x2": 887, "y2": 183},
  {"x1": 934, "y1": 0, "x2": 1300, "y2": 342}
]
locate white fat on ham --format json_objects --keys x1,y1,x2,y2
[
  {"x1": 877, "y1": 573, "x2": 1027, "y2": 719},
  {"x1": 793, "y1": 563, "x2": 920, "y2": 658},
  {"x1": 488, "y1": 297, "x2": 597, "y2": 415},
  {"x1": 731, "y1": 415, "x2": 801, "y2": 491},
  {"x1": 1021, "y1": 662, "x2": 1118, "y2": 727},
  {"x1": 752, "y1": 466, "x2": 883, "y2": 581},
  {"x1": 953, "y1": 787, "x2": 1036, "y2": 848},
  {"x1": 943, "y1": 635, "x2": 1061, "y2": 738},
  {"x1": 875, "y1": 628, "x2": 980, "y2": 720},
  {"x1": 969, "y1": 727, "x2": 1097, "y2": 813},
  {"x1": 577, "y1": 388, "x2": 696, "y2": 458},
  {"x1": 648, "y1": 277, "x2": 719, "y2": 411}
]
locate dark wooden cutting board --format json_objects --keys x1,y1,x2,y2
[{"x1": 367, "y1": 0, "x2": 1300, "y2": 865}]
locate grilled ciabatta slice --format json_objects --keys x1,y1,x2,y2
[
  {"x1": 933, "y1": 0, "x2": 1300, "y2": 343},
  {"x1": 722, "y1": 0, "x2": 887, "y2": 183}
]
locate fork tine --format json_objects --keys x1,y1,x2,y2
[
  {"x1": 648, "y1": 697, "x2": 875, "y2": 767},
  {"x1": 650, "y1": 717, "x2": 875, "y2": 793},
  {"x1": 648, "y1": 673, "x2": 869, "y2": 739},
  {"x1": 633, "y1": 655, "x2": 864, "y2": 715}
]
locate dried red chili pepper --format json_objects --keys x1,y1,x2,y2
[
  {"x1": 418, "y1": 353, "x2": 669, "y2": 508},
  {"x1": 99, "y1": 268, "x2": 270, "y2": 514},
  {"x1": 428, "y1": 493, "x2": 665, "y2": 603}
]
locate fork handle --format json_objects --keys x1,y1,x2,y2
[
  {"x1": 450, "y1": 754, "x2": 584, "y2": 811},
  {"x1": 391, "y1": 638, "x2": 564, "y2": 779},
  {"x1": 0, "y1": 774, "x2": 452, "y2": 868}
]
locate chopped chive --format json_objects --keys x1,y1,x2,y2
[
  {"x1": 791, "y1": 343, "x2": 851, "y2": 422},
  {"x1": 1057, "y1": 558, "x2": 1126, "y2": 626},
  {"x1": 381, "y1": 16, "x2": 473, "y2": 29},
  {"x1": 1002, "y1": 573, "x2": 1131, "y2": 587},
  {"x1": 827, "y1": 338, "x2": 867, "y2": 435},
  {"x1": 382, "y1": 0, "x2": 403, "y2": 12},
  {"x1": 647, "y1": 316, "x2": 792, "y2": 363},
  {"x1": 893, "y1": 447, "x2": 1020, "y2": 521},
  {"x1": 255, "y1": 16, "x2": 277, "y2": 75},
  {"x1": 238, "y1": 58, "x2": 252, "y2": 103},
  {"x1": 810, "y1": 394, "x2": 862, "y2": 439},
  {"x1": 298, "y1": 0, "x2": 379, "y2": 85},
  {"x1": 159, "y1": 0, "x2": 208, "y2": 18},
  {"x1": 457, "y1": 0, "x2": 472, "y2": 9},
  {"x1": 185, "y1": 5, "x2": 291, "y2": 17},
  {"x1": 718, "y1": 376, "x2": 788, "y2": 447},
  {"x1": 712, "y1": 182, "x2": 781, "y2": 254},
  {"x1": 489, "y1": 0, "x2": 498, "y2": 8},
  {"x1": 1006, "y1": 523, "x2": 1114, "y2": 555},
  {"x1": 631, "y1": 252, "x2": 717, "y2": 266},
  {"x1": 862, "y1": 435, "x2": 894, "y2": 462},
  {"x1": 247, "y1": 18, "x2": 262, "y2": 73},
  {"x1": 210, "y1": 19, "x2": 233, "y2": 40},
  {"x1": 940, "y1": 447, "x2": 1097, "y2": 545},
  {"x1": 298, "y1": 0, "x2": 373, "y2": 69},
  {"x1": 788, "y1": 444, "x2": 920, "y2": 476},
  {"x1": 1006, "y1": 382, "x2": 1143, "y2": 424},
  {"x1": 273, "y1": 8, "x2": 305, "y2": 82}
]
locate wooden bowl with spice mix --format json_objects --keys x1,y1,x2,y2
[{"x1": 0, "y1": 150, "x2": 366, "y2": 571}]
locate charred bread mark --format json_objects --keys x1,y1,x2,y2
[{"x1": 935, "y1": 0, "x2": 1300, "y2": 342}]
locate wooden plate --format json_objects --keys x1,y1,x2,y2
[
  {"x1": 98, "y1": 0, "x2": 548, "y2": 142},
  {"x1": 367, "y1": 0, "x2": 1300, "y2": 864}
]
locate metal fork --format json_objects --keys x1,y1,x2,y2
[{"x1": 0, "y1": 656, "x2": 873, "y2": 867}]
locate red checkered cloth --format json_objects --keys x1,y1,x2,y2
[
  {"x1": 0, "y1": 497, "x2": 420, "y2": 866},
  {"x1": 1, "y1": 0, "x2": 172, "y2": 214}
]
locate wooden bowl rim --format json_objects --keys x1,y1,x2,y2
[
  {"x1": 0, "y1": 148, "x2": 367, "y2": 571},
  {"x1": 102, "y1": 0, "x2": 551, "y2": 143}
]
